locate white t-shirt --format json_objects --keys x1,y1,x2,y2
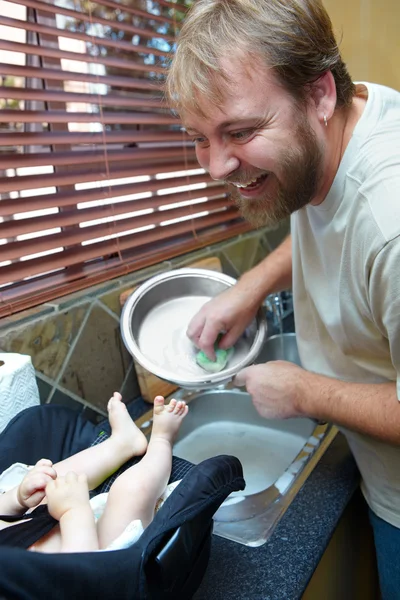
[{"x1": 292, "y1": 82, "x2": 400, "y2": 528}]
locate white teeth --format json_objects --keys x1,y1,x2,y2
[{"x1": 232, "y1": 177, "x2": 260, "y2": 188}]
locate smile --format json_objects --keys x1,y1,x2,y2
[{"x1": 230, "y1": 174, "x2": 269, "y2": 190}]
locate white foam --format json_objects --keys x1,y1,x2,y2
[
  {"x1": 137, "y1": 296, "x2": 243, "y2": 378},
  {"x1": 174, "y1": 421, "x2": 308, "y2": 496}
]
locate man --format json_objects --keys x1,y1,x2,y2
[{"x1": 166, "y1": 0, "x2": 400, "y2": 596}]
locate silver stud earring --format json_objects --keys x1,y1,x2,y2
[{"x1": 323, "y1": 114, "x2": 328, "y2": 127}]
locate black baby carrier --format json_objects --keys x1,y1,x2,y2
[{"x1": 0, "y1": 404, "x2": 245, "y2": 599}]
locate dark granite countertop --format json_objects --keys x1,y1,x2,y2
[{"x1": 194, "y1": 432, "x2": 359, "y2": 600}]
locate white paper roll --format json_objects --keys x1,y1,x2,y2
[{"x1": 0, "y1": 353, "x2": 41, "y2": 433}]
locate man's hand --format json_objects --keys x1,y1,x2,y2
[
  {"x1": 17, "y1": 458, "x2": 57, "y2": 510},
  {"x1": 233, "y1": 361, "x2": 310, "y2": 419},
  {"x1": 187, "y1": 284, "x2": 261, "y2": 359}
]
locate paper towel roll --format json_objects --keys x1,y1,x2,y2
[{"x1": 0, "y1": 353, "x2": 41, "y2": 433}]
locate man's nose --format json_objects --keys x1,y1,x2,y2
[{"x1": 207, "y1": 144, "x2": 240, "y2": 182}]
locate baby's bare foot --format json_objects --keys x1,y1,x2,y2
[
  {"x1": 108, "y1": 392, "x2": 147, "y2": 457},
  {"x1": 151, "y1": 396, "x2": 188, "y2": 444}
]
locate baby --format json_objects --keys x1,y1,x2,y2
[{"x1": 0, "y1": 393, "x2": 188, "y2": 553}]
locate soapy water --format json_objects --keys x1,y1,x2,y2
[{"x1": 137, "y1": 296, "x2": 249, "y2": 378}]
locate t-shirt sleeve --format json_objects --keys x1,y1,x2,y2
[{"x1": 368, "y1": 235, "x2": 400, "y2": 399}]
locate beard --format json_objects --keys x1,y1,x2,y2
[{"x1": 227, "y1": 113, "x2": 323, "y2": 228}]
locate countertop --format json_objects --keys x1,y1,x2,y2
[{"x1": 194, "y1": 432, "x2": 359, "y2": 600}]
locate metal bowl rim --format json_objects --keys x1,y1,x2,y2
[
  {"x1": 120, "y1": 268, "x2": 267, "y2": 389},
  {"x1": 265, "y1": 332, "x2": 297, "y2": 341}
]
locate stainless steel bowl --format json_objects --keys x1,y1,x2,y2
[{"x1": 120, "y1": 268, "x2": 267, "y2": 389}]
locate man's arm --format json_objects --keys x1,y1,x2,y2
[
  {"x1": 235, "y1": 361, "x2": 400, "y2": 445},
  {"x1": 238, "y1": 234, "x2": 292, "y2": 304},
  {"x1": 302, "y1": 373, "x2": 400, "y2": 444}
]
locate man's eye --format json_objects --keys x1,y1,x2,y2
[
  {"x1": 231, "y1": 129, "x2": 253, "y2": 140},
  {"x1": 192, "y1": 137, "x2": 208, "y2": 146}
]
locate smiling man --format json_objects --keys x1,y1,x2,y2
[
  {"x1": 184, "y1": 55, "x2": 326, "y2": 229},
  {"x1": 166, "y1": 1, "x2": 400, "y2": 596}
]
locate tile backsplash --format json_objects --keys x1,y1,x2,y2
[{"x1": 0, "y1": 223, "x2": 289, "y2": 422}]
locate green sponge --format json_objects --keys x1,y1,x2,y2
[{"x1": 196, "y1": 346, "x2": 234, "y2": 373}]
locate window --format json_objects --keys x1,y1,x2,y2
[{"x1": 0, "y1": 0, "x2": 251, "y2": 317}]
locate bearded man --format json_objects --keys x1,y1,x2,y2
[{"x1": 166, "y1": 1, "x2": 400, "y2": 596}]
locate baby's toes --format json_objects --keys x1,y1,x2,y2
[
  {"x1": 153, "y1": 395, "x2": 166, "y2": 416},
  {"x1": 175, "y1": 400, "x2": 186, "y2": 415},
  {"x1": 167, "y1": 399, "x2": 177, "y2": 412}
]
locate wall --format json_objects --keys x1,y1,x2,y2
[
  {"x1": 324, "y1": 0, "x2": 400, "y2": 91},
  {"x1": 0, "y1": 223, "x2": 289, "y2": 423}
]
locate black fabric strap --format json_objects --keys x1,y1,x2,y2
[{"x1": 0, "y1": 505, "x2": 57, "y2": 549}]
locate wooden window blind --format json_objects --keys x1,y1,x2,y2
[{"x1": 0, "y1": 0, "x2": 252, "y2": 317}]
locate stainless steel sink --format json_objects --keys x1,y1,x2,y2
[
  {"x1": 135, "y1": 332, "x2": 335, "y2": 546},
  {"x1": 255, "y1": 332, "x2": 301, "y2": 366},
  {"x1": 171, "y1": 389, "x2": 333, "y2": 546}
]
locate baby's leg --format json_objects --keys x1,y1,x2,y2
[
  {"x1": 97, "y1": 396, "x2": 188, "y2": 549},
  {"x1": 52, "y1": 393, "x2": 148, "y2": 490}
]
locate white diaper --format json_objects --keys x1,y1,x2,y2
[
  {"x1": 91, "y1": 479, "x2": 182, "y2": 551},
  {"x1": 0, "y1": 462, "x2": 181, "y2": 551},
  {"x1": 0, "y1": 462, "x2": 32, "y2": 494},
  {"x1": 89, "y1": 493, "x2": 144, "y2": 551}
]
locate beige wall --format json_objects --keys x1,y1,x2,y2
[{"x1": 324, "y1": 0, "x2": 400, "y2": 91}]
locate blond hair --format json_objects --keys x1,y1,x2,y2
[{"x1": 166, "y1": 0, "x2": 355, "y2": 115}]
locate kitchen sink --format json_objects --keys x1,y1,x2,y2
[
  {"x1": 136, "y1": 332, "x2": 335, "y2": 546},
  {"x1": 255, "y1": 332, "x2": 301, "y2": 366},
  {"x1": 171, "y1": 388, "x2": 333, "y2": 546}
]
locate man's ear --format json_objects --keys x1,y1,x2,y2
[{"x1": 308, "y1": 70, "x2": 337, "y2": 126}]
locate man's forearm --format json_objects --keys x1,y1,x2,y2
[
  {"x1": 239, "y1": 235, "x2": 292, "y2": 305},
  {"x1": 300, "y1": 372, "x2": 400, "y2": 445}
]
